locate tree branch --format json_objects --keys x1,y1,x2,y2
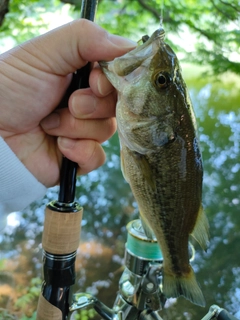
[
  {"x1": 210, "y1": 0, "x2": 238, "y2": 21},
  {"x1": 219, "y1": 0, "x2": 240, "y2": 13},
  {"x1": 137, "y1": 0, "x2": 160, "y2": 20}
]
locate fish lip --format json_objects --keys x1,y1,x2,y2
[
  {"x1": 99, "y1": 60, "x2": 108, "y2": 68},
  {"x1": 149, "y1": 28, "x2": 165, "y2": 42},
  {"x1": 140, "y1": 27, "x2": 165, "y2": 48}
]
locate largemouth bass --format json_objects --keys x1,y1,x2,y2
[{"x1": 100, "y1": 28, "x2": 209, "y2": 307}]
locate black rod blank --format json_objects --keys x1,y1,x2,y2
[{"x1": 58, "y1": 0, "x2": 98, "y2": 204}]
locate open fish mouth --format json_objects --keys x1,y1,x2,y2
[{"x1": 99, "y1": 28, "x2": 166, "y2": 77}]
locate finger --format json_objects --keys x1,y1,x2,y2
[
  {"x1": 58, "y1": 138, "x2": 106, "y2": 175},
  {"x1": 89, "y1": 65, "x2": 115, "y2": 97},
  {"x1": 8, "y1": 19, "x2": 136, "y2": 76},
  {"x1": 41, "y1": 108, "x2": 117, "y2": 143},
  {"x1": 69, "y1": 88, "x2": 116, "y2": 119}
]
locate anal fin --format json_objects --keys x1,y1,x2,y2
[{"x1": 190, "y1": 205, "x2": 209, "y2": 251}]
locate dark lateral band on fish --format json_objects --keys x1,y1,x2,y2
[{"x1": 100, "y1": 28, "x2": 209, "y2": 307}]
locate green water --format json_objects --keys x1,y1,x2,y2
[{"x1": 0, "y1": 66, "x2": 240, "y2": 319}]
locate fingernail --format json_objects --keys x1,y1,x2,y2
[
  {"x1": 58, "y1": 137, "x2": 75, "y2": 149},
  {"x1": 72, "y1": 94, "x2": 96, "y2": 118},
  {"x1": 109, "y1": 34, "x2": 137, "y2": 49},
  {"x1": 41, "y1": 113, "x2": 60, "y2": 130}
]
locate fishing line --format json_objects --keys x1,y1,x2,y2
[{"x1": 159, "y1": 0, "x2": 164, "y2": 27}]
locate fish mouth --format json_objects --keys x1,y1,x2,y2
[
  {"x1": 141, "y1": 28, "x2": 165, "y2": 43},
  {"x1": 100, "y1": 28, "x2": 165, "y2": 78},
  {"x1": 147, "y1": 28, "x2": 165, "y2": 43}
]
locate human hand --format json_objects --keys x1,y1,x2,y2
[{"x1": 0, "y1": 19, "x2": 135, "y2": 187}]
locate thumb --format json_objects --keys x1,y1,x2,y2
[{"x1": 13, "y1": 19, "x2": 136, "y2": 76}]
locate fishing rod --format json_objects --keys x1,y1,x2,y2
[{"x1": 36, "y1": 1, "x2": 98, "y2": 319}]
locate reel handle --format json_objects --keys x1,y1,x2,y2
[
  {"x1": 217, "y1": 310, "x2": 238, "y2": 320},
  {"x1": 201, "y1": 305, "x2": 238, "y2": 320}
]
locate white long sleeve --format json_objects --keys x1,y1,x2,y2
[{"x1": 0, "y1": 137, "x2": 47, "y2": 226}]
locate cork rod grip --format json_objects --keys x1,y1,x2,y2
[
  {"x1": 42, "y1": 206, "x2": 83, "y2": 255},
  {"x1": 37, "y1": 294, "x2": 62, "y2": 320}
]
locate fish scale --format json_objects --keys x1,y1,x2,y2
[{"x1": 100, "y1": 28, "x2": 209, "y2": 307}]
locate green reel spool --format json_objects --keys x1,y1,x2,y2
[{"x1": 126, "y1": 220, "x2": 163, "y2": 261}]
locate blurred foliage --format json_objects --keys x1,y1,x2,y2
[
  {"x1": 0, "y1": 0, "x2": 63, "y2": 43},
  {"x1": 0, "y1": 276, "x2": 41, "y2": 320},
  {"x1": 14, "y1": 278, "x2": 41, "y2": 317},
  {"x1": 0, "y1": 0, "x2": 239, "y2": 75},
  {"x1": 96, "y1": 0, "x2": 240, "y2": 75},
  {"x1": 0, "y1": 309, "x2": 17, "y2": 320},
  {"x1": 71, "y1": 308, "x2": 97, "y2": 320}
]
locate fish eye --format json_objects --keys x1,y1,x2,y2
[{"x1": 155, "y1": 72, "x2": 171, "y2": 89}]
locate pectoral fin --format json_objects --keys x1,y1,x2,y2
[
  {"x1": 121, "y1": 148, "x2": 155, "y2": 191},
  {"x1": 131, "y1": 151, "x2": 156, "y2": 191},
  {"x1": 120, "y1": 149, "x2": 129, "y2": 183},
  {"x1": 190, "y1": 205, "x2": 209, "y2": 251}
]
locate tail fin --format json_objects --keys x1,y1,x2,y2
[{"x1": 163, "y1": 267, "x2": 205, "y2": 307}]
